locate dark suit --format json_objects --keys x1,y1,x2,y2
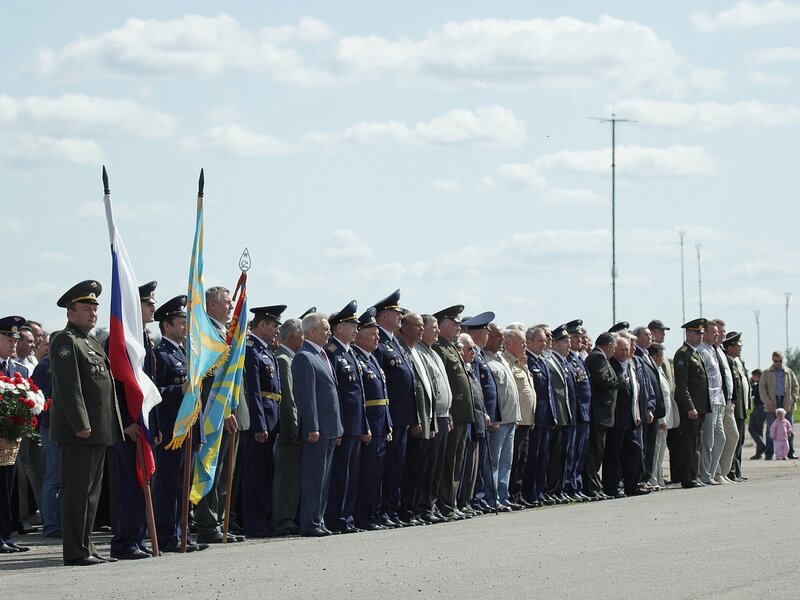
[
  {"x1": 271, "y1": 345, "x2": 301, "y2": 534},
  {"x1": 673, "y1": 343, "x2": 709, "y2": 485},
  {"x1": 293, "y1": 340, "x2": 343, "y2": 534},
  {"x1": 152, "y1": 338, "x2": 189, "y2": 548},
  {"x1": 582, "y1": 347, "x2": 625, "y2": 495},
  {"x1": 50, "y1": 323, "x2": 124, "y2": 561},
  {"x1": 546, "y1": 354, "x2": 573, "y2": 498},
  {"x1": 241, "y1": 334, "x2": 281, "y2": 536},
  {"x1": 635, "y1": 347, "x2": 664, "y2": 483},
  {"x1": 603, "y1": 359, "x2": 643, "y2": 495},
  {"x1": 568, "y1": 351, "x2": 592, "y2": 494},
  {"x1": 522, "y1": 351, "x2": 557, "y2": 503}
]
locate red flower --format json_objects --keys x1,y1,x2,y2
[
  {"x1": 31, "y1": 416, "x2": 37, "y2": 428},
  {"x1": 29, "y1": 381, "x2": 39, "y2": 393}
]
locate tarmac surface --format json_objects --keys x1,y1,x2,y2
[{"x1": 2, "y1": 445, "x2": 799, "y2": 599}]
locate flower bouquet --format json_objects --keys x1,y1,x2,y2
[{"x1": 0, "y1": 371, "x2": 48, "y2": 465}]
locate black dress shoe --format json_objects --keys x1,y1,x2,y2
[
  {"x1": 613, "y1": 491, "x2": 627, "y2": 499},
  {"x1": 507, "y1": 501, "x2": 525, "y2": 511},
  {"x1": 0, "y1": 543, "x2": 19, "y2": 553},
  {"x1": 111, "y1": 548, "x2": 150, "y2": 560},
  {"x1": 419, "y1": 513, "x2": 442, "y2": 524},
  {"x1": 789, "y1": 454, "x2": 798, "y2": 459},
  {"x1": 197, "y1": 532, "x2": 224, "y2": 544},
  {"x1": 682, "y1": 480, "x2": 702, "y2": 489},
  {"x1": 749, "y1": 452, "x2": 763, "y2": 460},
  {"x1": 627, "y1": 488, "x2": 651, "y2": 496},
  {"x1": 64, "y1": 556, "x2": 105, "y2": 566},
  {"x1": 301, "y1": 527, "x2": 330, "y2": 537},
  {"x1": 92, "y1": 554, "x2": 118, "y2": 563},
  {"x1": 5, "y1": 542, "x2": 30, "y2": 552},
  {"x1": 364, "y1": 523, "x2": 385, "y2": 531},
  {"x1": 381, "y1": 517, "x2": 399, "y2": 528}
]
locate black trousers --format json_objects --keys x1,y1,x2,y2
[
  {"x1": 402, "y1": 435, "x2": 435, "y2": 517},
  {"x1": 509, "y1": 424, "x2": 530, "y2": 502},
  {"x1": 730, "y1": 417, "x2": 745, "y2": 478},
  {"x1": 546, "y1": 426, "x2": 565, "y2": 496},
  {"x1": 583, "y1": 423, "x2": 607, "y2": 495},
  {"x1": 603, "y1": 428, "x2": 642, "y2": 494},
  {"x1": 679, "y1": 415, "x2": 701, "y2": 485},
  {"x1": 643, "y1": 420, "x2": 659, "y2": 482}
]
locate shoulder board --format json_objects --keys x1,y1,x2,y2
[{"x1": 327, "y1": 343, "x2": 337, "y2": 352}]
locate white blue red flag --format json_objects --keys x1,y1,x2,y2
[{"x1": 103, "y1": 173, "x2": 162, "y2": 484}]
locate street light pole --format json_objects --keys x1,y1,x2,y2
[
  {"x1": 786, "y1": 292, "x2": 792, "y2": 358},
  {"x1": 679, "y1": 231, "x2": 686, "y2": 324}
]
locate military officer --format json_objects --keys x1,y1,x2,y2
[
  {"x1": 672, "y1": 318, "x2": 710, "y2": 488},
  {"x1": 566, "y1": 320, "x2": 593, "y2": 501},
  {"x1": 151, "y1": 295, "x2": 207, "y2": 552},
  {"x1": 107, "y1": 280, "x2": 158, "y2": 560},
  {"x1": 352, "y1": 308, "x2": 393, "y2": 531},
  {"x1": 432, "y1": 305, "x2": 475, "y2": 520},
  {"x1": 242, "y1": 304, "x2": 286, "y2": 537},
  {"x1": 324, "y1": 301, "x2": 370, "y2": 533},
  {"x1": 371, "y1": 290, "x2": 417, "y2": 528},
  {"x1": 271, "y1": 315, "x2": 305, "y2": 536},
  {"x1": 50, "y1": 280, "x2": 124, "y2": 565}
]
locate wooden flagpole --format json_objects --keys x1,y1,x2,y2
[
  {"x1": 180, "y1": 428, "x2": 193, "y2": 552},
  {"x1": 137, "y1": 436, "x2": 160, "y2": 557}
]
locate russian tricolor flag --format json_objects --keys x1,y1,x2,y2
[{"x1": 103, "y1": 171, "x2": 162, "y2": 484}]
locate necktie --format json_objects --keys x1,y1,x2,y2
[
  {"x1": 0, "y1": 360, "x2": 7, "y2": 376},
  {"x1": 320, "y1": 349, "x2": 333, "y2": 375},
  {"x1": 628, "y1": 363, "x2": 641, "y2": 423}
]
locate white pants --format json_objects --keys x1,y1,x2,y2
[
  {"x1": 700, "y1": 404, "x2": 726, "y2": 483},
  {"x1": 649, "y1": 426, "x2": 668, "y2": 487},
  {"x1": 717, "y1": 404, "x2": 739, "y2": 477}
]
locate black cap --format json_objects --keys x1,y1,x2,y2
[
  {"x1": 461, "y1": 311, "x2": 495, "y2": 330},
  {"x1": 250, "y1": 305, "x2": 287, "y2": 325},
  {"x1": 682, "y1": 318, "x2": 707, "y2": 332},
  {"x1": 154, "y1": 295, "x2": 187, "y2": 321},
  {"x1": 329, "y1": 300, "x2": 359, "y2": 328},
  {"x1": 357, "y1": 307, "x2": 378, "y2": 330},
  {"x1": 566, "y1": 319, "x2": 583, "y2": 334},
  {"x1": 138, "y1": 281, "x2": 158, "y2": 305},
  {"x1": 648, "y1": 319, "x2": 670, "y2": 331},
  {"x1": 372, "y1": 289, "x2": 403, "y2": 313},
  {"x1": 552, "y1": 324, "x2": 569, "y2": 341},
  {"x1": 0, "y1": 316, "x2": 26, "y2": 339},
  {"x1": 722, "y1": 331, "x2": 742, "y2": 347},
  {"x1": 432, "y1": 305, "x2": 465, "y2": 324},
  {"x1": 57, "y1": 280, "x2": 102, "y2": 308},
  {"x1": 608, "y1": 321, "x2": 629, "y2": 334},
  {"x1": 299, "y1": 307, "x2": 317, "y2": 320}
]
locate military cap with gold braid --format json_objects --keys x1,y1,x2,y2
[
  {"x1": 566, "y1": 319, "x2": 584, "y2": 335},
  {"x1": 250, "y1": 305, "x2": 287, "y2": 325},
  {"x1": 681, "y1": 318, "x2": 707, "y2": 332},
  {"x1": 0, "y1": 316, "x2": 26, "y2": 339},
  {"x1": 57, "y1": 279, "x2": 102, "y2": 308},
  {"x1": 722, "y1": 331, "x2": 742, "y2": 347},
  {"x1": 461, "y1": 311, "x2": 495, "y2": 331},
  {"x1": 154, "y1": 295, "x2": 187, "y2": 321},
  {"x1": 329, "y1": 300, "x2": 358, "y2": 328},
  {"x1": 432, "y1": 304, "x2": 465, "y2": 324},
  {"x1": 552, "y1": 324, "x2": 570, "y2": 341},
  {"x1": 299, "y1": 307, "x2": 317, "y2": 320},
  {"x1": 357, "y1": 307, "x2": 378, "y2": 330},
  {"x1": 608, "y1": 321, "x2": 629, "y2": 334},
  {"x1": 372, "y1": 289, "x2": 403, "y2": 314}
]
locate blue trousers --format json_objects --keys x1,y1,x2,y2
[
  {"x1": 355, "y1": 433, "x2": 387, "y2": 528},
  {"x1": 299, "y1": 437, "x2": 336, "y2": 533},
  {"x1": 241, "y1": 431, "x2": 277, "y2": 535},
  {"x1": 571, "y1": 421, "x2": 590, "y2": 493},
  {"x1": 325, "y1": 435, "x2": 362, "y2": 531},
  {"x1": 522, "y1": 425, "x2": 550, "y2": 502},
  {"x1": 110, "y1": 439, "x2": 147, "y2": 555},
  {"x1": 153, "y1": 445, "x2": 186, "y2": 547},
  {"x1": 561, "y1": 424, "x2": 577, "y2": 493},
  {"x1": 381, "y1": 425, "x2": 408, "y2": 520},
  {"x1": 40, "y1": 425, "x2": 62, "y2": 536}
]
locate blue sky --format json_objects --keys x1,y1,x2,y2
[{"x1": 2, "y1": 1, "x2": 799, "y2": 368}]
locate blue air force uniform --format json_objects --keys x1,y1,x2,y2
[
  {"x1": 567, "y1": 344, "x2": 592, "y2": 496},
  {"x1": 353, "y1": 308, "x2": 393, "y2": 529},
  {"x1": 522, "y1": 349, "x2": 557, "y2": 503},
  {"x1": 242, "y1": 305, "x2": 285, "y2": 537},
  {"x1": 324, "y1": 301, "x2": 370, "y2": 532}
]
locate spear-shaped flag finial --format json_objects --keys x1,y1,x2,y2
[
  {"x1": 102, "y1": 165, "x2": 110, "y2": 195},
  {"x1": 198, "y1": 168, "x2": 204, "y2": 198},
  {"x1": 239, "y1": 247, "x2": 251, "y2": 272}
]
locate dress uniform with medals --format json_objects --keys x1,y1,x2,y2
[
  {"x1": 371, "y1": 290, "x2": 416, "y2": 526},
  {"x1": 566, "y1": 320, "x2": 593, "y2": 501},
  {"x1": 546, "y1": 325, "x2": 576, "y2": 503},
  {"x1": 242, "y1": 304, "x2": 285, "y2": 537},
  {"x1": 49, "y1": 280, "x2": 124, "y2": 565},
  {"x1": 109, "y1": 280, "x2": 158, "y2": 560},
  {"x1": 673, "y1": 318, "x2": 710, "y2": 488},
  {"x1": 431, "y1": 305, "x2": 475, "y2": 519},
  {"x1": 0, "y1": 316, "x2": 30, "y2": 553},
  {"x1": 324, "y1": 301, "x2": 370, "y2": 533},
  {"x1": 352, "y1": 308, "x2": 393, "y2": 530}
]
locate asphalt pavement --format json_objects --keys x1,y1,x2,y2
[{"x1": 2, "y1": 446, "x2": 799, "y2": 599}]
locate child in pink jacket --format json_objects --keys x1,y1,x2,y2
[{"x1": 770, "y1": 408, "x2": 794, "y2": 460}]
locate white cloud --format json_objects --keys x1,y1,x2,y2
[
  {"x1": 334, "y1": 16, "x2": 715, "y2": 96},
  {"x1": 0, "y1": 218, "x2": 23, "y2": 235},
  {"x1": 0, "y1": 93, "x2": 178, "y2": 137},
  {"x1": 35, "y1": 13, "x2": 335, "y2": 86},
  {"x1": 0, "y1": 134, "x2": 105, "y2": 166},
  {"x1": 540, "y1": 188, "x2": 605, "y2": 205},
  {"x1": 433, "y1": 179, "x2": 461, "y2": 192},
  {"x1": 704, "y1": 287, "x2": 788, "y2": 309},
  {"x1": 181, "y1": 124, "x2": 297, "y2": 157},
  {"x1": 533, "y1": 145, "x2": 715, "y2": 176},
  {"x1": 691, "y1": 1, "x2": 800, "y2": 32},
  {"x1": 326, "y1": 229, "x2": 374, "y2": 262},
  {"x1": 38, "y1": 251, "x2": 72, "y2": 264},
  {"x1": 728, "y1": 260, "x2": 800, "y2": 278},
  {"x1": 305, "y1": 106, "x2": 525, "y2": 149},
  {"x1": 480, "y1": 163, "x2": 547, "y2": 192},
  {"x1": 611, "y1": 98, "x2": 800, "y2": 130},
  {"x1": 749, "y1": 46, "x2": 800, "y2": 63},
  {"x1": 747, "y1": 70, "x2": 791, "y2": 84}
]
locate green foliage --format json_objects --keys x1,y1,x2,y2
[{"x1": 787, "y1": 347, "x2": 800, "y2": 381}]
